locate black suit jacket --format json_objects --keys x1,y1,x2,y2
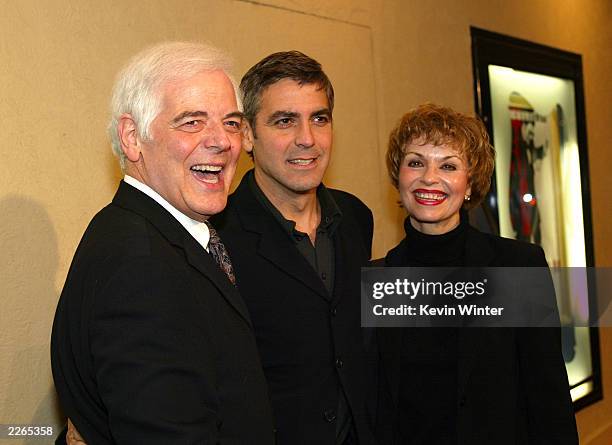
[
  {"x1": 378, "y1": 225, "x2": 578, "y2": 445},
  {"x1": 51, "y1": 181, "x2": 275, "y2": 444},
  {"x1": 211, "y1": 172, "x2": 378, "y2": 445}
]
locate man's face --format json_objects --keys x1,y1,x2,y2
[
  {"x1": 248, "y1": 79, "x2": 332, "y2": 200},
  {"x1": 135, "y1": 70, "x2": 242, "y2": 221}
]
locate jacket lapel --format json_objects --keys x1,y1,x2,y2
[
  {"x1": 232, "y1": 173, "x2": 330, "y2": 300},
  {"x1": 379, "y1": 242, "x2": 408, "y2": 409},
  {"x1": 464, "y1": 226, "x2": 496, "y2": 267},
  {"x1": 182, "y1": 235, "x2": 253, "y2": 327},
  {"x1": 330, "y1": 223, "x2": 350, "y2": 305},
  {"x1": 377, "y1": 327, "x2": 403, "y2": 408},
  {"x1": 456, "y1": 226, "x2": 497, "y2": 396},
  {"x1": 112, "y1": 181, "x2": 253, "y2": 328}
]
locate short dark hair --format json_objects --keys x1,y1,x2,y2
[
  {"x1": 240, "y1": 50, "x2": 334, "y2": 138},
  {"x1": 386, "y1": 103, "x2": 495, "y2": 209}
]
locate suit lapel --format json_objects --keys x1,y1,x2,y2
[
  {"x1": 257, "y1": 234, "x2": 330, "y2": 300},
  {"x1": 182, "y1": 236, "x2": 253, "y2": 327},
  {"x1": 330, "y1": 225, "x2": 349, "y2": 304},
  {"x1": 112, "y1": 181, "x2": 253, "y2": 328},
  {"x1": 464, "y1": 226, "x2": 496, "y2": 267},
  {"x1": 378, "y1": 327, "x2": 403, "y2": 408},
  {"x1": 379, "y1": 245, "x2": 406, "y2": 409},
  {"x1": 331, "y1": 212, "x2": 368, "y2": 305},
  {"x1": 232, "y1": 173, "x2": 330, "y2": 300},
  {"x1": 457, "y1": 226, "x2": 497, "y2": 396}
]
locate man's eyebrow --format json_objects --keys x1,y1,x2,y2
[
  {"x1": 266, "y1": 110, "x2": 299, "y2": 124},
  {"x1": 171, "y1": 110, "x2": 243, "y2": 125},
  {"x1": 311, "y1": 108, "x2": 332, "y2": 118},
  {"x1": 171, "y1": 110, "x2": 208, "y2": 124},
  {"x1": 224, "y1": 111, "x2": 244, "y2": 120}
]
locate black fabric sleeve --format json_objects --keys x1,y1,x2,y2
[{"x1": 518, "y1": 246, "x2": 578, "y2": 444}]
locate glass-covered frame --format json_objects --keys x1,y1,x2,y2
[{"x1": 470, "y1": 27, "x2": 601, "y2": 411}]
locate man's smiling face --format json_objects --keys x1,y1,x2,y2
[
  {"x1": 248, "y1": 78, "x2": 332, "y2": 200},
  {"x1": 134, "y1": 69, "x2": 243, "y2": 221}
]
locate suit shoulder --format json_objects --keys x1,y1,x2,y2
[
  {"x1": 74, "y1": 203, "x2": 169, "y2": 270},
  {"x1": 90, "y1": 202, "x2": 147, "y2": 232},
  {"x1": 328, "y1": 188, "x2": 367, "y2": 206},
  {"x1": 328, "y1": 188, "x2": 374, "y2": 257},
  {"x1": 328, "y1": 189, "x2": 372, "y2": 220},
  {"x1": 492, "y1": 234, "x2": 545, "y2": 258},
  {"x1": 210, "y1": 182, "x2": 252, "y2": 230},
  {"x1": 471, "y1": 227, "x2": 547, "y2": 266},
  {"x1": 209, "y1": 204, "x2": 239, "y2": 235},
  {"x1": 88, "y1": 204, "x2": 151, "y2": 244},
  {"x1": 61, "y1": 205, "x2": 198, "y2": 313}
]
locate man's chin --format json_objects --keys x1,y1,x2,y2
[
  {"x1": 285, "y1": 175, "x2": 325, "y2": 194},
  {"x1": 187, "y1": 198, "x2": 228, "y2": 221}
]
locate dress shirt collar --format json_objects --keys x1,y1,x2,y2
[
  {"x1": 123, "y1": 175, "x2": 210, "y2": 252},
  {"x1": 246, "y1": 169, "x2": 342, "y2": 239}
]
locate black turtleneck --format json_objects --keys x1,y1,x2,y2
[
  {"x1": 400, "y1": 211, "x2": 468, "y2": 267},
  {"x1": 387, "y1": 211, "x2": 470, "y2": 445}
]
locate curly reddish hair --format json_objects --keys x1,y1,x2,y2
[{"x1": 386, "y1": 103, "x2": 495, "y2": 209}]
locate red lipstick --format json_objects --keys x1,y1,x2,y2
[{"x1": 413, "y1": 189, "x2": 447, "y2": 206}]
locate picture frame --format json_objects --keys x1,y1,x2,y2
[{"x1": 470, "y1": 27, "x2": 602, "y2": 410}]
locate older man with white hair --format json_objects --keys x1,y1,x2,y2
[{"x1": 51, "y1": 42, "x2": 274, "y2": 444}]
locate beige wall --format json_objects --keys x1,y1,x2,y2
[{"x1": 0, "y1": 0, "x2": 609, "y2": 443}]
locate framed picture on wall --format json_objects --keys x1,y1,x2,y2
[{"x1": 470, "y1": 27, "x2": 602, "y2": 410}]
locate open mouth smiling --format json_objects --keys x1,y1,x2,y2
[
  {"x1": 413, "y1": 189, "x2": 447, "y2": 205},
  {"x1": 190, "y1": 164, "x2": 224, "y2": 184},
  {"x1": 287, "y1": 157, "x2": 317, "y2": 166}
]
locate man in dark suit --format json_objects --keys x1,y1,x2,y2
[
  {"x1": 51, "y1": 42, "x2": 274, "y2": 444},
  {"x1": 211, "y1": 51, "x2": 378, "y2": 445}
]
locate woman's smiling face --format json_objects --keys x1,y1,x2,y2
[{"x1": 399, "y1": 142, "x2": 471, "y2": 235}]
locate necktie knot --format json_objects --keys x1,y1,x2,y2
[{"x1": 204, "y1": 221, "x2": 236, "y2": 285}]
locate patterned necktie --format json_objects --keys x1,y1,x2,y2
[{"x1": 204, "y1": 221, "x2": 236, "y2": 286}]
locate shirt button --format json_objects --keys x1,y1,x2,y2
[
  {"x1": 325, "y1": 216, "x2": 331, "y2": 223},
  {"x1": 331, "y1": 307, "x2": 337, "y2": 317},
  {"x1": 321, "y1": 272, "x2": 327, "y2": 280},
  {"x1": 323, "y1": 409, "x2": 337, "y2": 422},
  {"x1": 459, "y1": 395, "x2": 467, "y2": 407},
  {"x1": 335, "y1": 357, "x2": 343, "y2": 368}
]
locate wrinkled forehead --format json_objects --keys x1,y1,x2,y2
[{"x1": 156, "y1": 69, "x2": 240, "y2": 109}]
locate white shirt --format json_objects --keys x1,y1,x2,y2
[{"x1": 124, "y1": 175, "x2": 210, "y2": 252}]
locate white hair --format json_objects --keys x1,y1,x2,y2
[{"x1": 108, "y1": 41, "x2": 240, "y2": 170}]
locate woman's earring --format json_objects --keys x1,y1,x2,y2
[{"x1": 464, "y1": 194, "x2": 471, "y2": 202}]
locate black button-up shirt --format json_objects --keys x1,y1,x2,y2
[
  {"x1": 247, "y1": 173, "x2": 354, "y2": 444},
  {"x1": 247, "y1": 172, "x2": 341, "y2": 294}
]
